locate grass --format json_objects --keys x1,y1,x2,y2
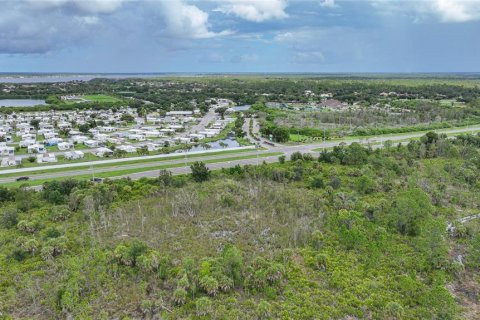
[
  {"x1": 63, "y1": 94, "x2": 123, "y2": 105},
  {"x1": 3, "y1": 152, "x2": 282, "y2": 187},
  {"x1": 0, "y1": 148, "x2": 258, "y2": 178}
]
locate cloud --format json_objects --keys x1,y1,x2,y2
[
  {"x1": 430, "y1": 0, "x2": 480, "y2": 22},
  {"x1": 159, "y1": 0, "x2": 232, "y2": 39},
  {"x1": 319, "y1": 0, "x2": 337, "y2": 9},
  {"x1": 215, "y1": 0, "x2": 288, "y2": 22},
  {"x1": 28, "y1": 0, "x2": 125, "y2": 14},
  {"x1": 371, "y1": 0, "x2": 480, "y2": 23}
]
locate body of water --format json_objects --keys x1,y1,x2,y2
[
  {"x1": 175, "y1": 138, "x2": 241, "y2": 153},
  {"x1": 0, "y1": 99, "x2": 47, "y2": 107},
  {"x1": 232, "y1": 105, "x2": 251, "y2": 111},
  {"x1": 0, "y1": 73, "x2": 181, "y2": 83}
]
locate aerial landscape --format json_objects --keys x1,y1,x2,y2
[{"x1": 1, "y1": 0, "x2": 480, "y2": 319}]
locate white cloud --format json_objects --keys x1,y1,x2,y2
[
  {"x1": 319, "y1": 0, "x2": 337, "y2": 9},
  {"x1": 371, "y1": 0, "x2": 480, "y2": 23},
  {"x1": 215, "y1": 0, "x2": 288, "y2": 22},
  {"x1": 28, "y1": 0, "x2": 125, "y2": 14},
  {"x1": 159, "y1": 0, "x2": 232, "y2": 39},
  {"x1": 430, "y1": 0, "x2": 480, "y2": 22}
]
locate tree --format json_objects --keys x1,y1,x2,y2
[
  {"x1": 215, "y1": 106, "x2": 228, "y2": 119},
  {"x1": 113, "y1": 149, "x2": 127, "y2": 158},
  {"x1": 120, "y1": 113, "x2": 135, "y2": 123},
  {"x1": 272, "y1": 127, "x2": 289, "y2": 143},
  {"x1": 195, "y1": 297, "x2": 212, "y2": 316},
  {"x1": 190, "y1": 161, "x2": 210, "y2": 182},
  {"x1": 30, "y1": 119, "x2": 40, "y2": 130},
  {"x1": 137, "y1": 146, "x2": 149, "y2": 156},
  {"x1": 356, "y1": 175, "x2": 376, "y2": 194},
  {"x1": 221, "y1": 244, "x2": 243, "y2": 285},
  {"x1": 391, "y1": 188, "x2": 434, "y2": 236},
  {"x1": 78, "y1": 123, "x2": 90, "y2": 134}
]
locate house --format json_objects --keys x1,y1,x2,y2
[
  {"x1": 84, "y1": 140, "x2": 99, "y2": 148},
  {"x1": 160, "y1": 128, "x2": 175, "y2": 134},
  {"x1": 64, "y1": 150, "x2": 84, "y2": 160},
  {"x1": 28, "y1": 144, "x2": 46, "y2": 154},
  {"x1": 88, "y1": 128, "x2": 100, "y2": 135},
  {"x1": 19, "y1": 139, "x2": 36, "y2": 148},
  {"x1": 45, "y1": 137, "x2": 63, "y2": 146},
  {"x1": 1, "y1": 156, "x2": 21, "y2": 167},
  {"x1": 166, "y1": 111, "x2": 193, "y2": 117},
  {"x1": 146, "y1": 143, "x2": 161, "y2": 152},
  {"x1": 128, "y1": 134, "x2": 146, "y2": 141},
  {"x1": 99, "y1": 126, "x2": 116, "y2": 133},
  {"x1": 72, "y1": 135, "x2": 88, "y2": 143},
  {"x1": 37, "y1": 153, "x2": 57, "y2": 163},
  {"x1": 92, "y1": 147, "x2": 113, "y2": 157},
  {"x1": 116, "y1": 145, "x2": 137, "y2": 153},
  {"x1": 189, "y1": 133, "x2": 205, "y2": 140},
  {"x1": 0, "y1": 144, "x2": 14, "y2": 156},
  {"x1": 93, "y1": 134, "x2": 109, "y2": 142},
  {"x1": 177, "y1": 137, "x2": 191, "y2": 144},
  {"x1": 68, "y1": 130, "x2": 82, "y2": 136},
  {"x1": 143, "y1": 130, "x2": 162, "y2": 138},
  {"x1": 57, "y1": 141, "x2": 74, "y2": 151},
  {"x1": 167, "y1": 125, "x2": 184, "y2": 131}
]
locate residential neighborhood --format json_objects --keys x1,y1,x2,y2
[{"x1": 0, "y1": 98, "x2": 236, "y2": 167}]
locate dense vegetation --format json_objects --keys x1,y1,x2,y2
[{"x1": 1, "y1": 132, "x2": 480, "y2": 319}]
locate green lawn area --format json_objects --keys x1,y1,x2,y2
[
  {"x1": 84, "y1": 94, "x2": 123, "y2": 103},
  {"x1": 0, "y1": 148, "x2": 259, "y2": 177},
  {"x1": 4, "y1": 152, "x2": 282, "y2": 187},
  {"x1": 62, "y1": 94, "x2": 124, "y2": 104}
]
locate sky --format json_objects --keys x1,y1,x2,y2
[{"x1": 0, "y1": 0, "x2": 479, "y2": 73}]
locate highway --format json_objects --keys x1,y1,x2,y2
[{"x1": 2, "y1": 124, "x2": 479, "y2": 186}]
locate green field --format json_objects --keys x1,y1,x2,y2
[
  {"x1": 62, "y1": 94, "x2": 123, "y2": 104},
  {"x1": 3, "y1": 152, "x2": 282, "y2": 187},
  {"x1": 83, "y1": 94, "x2": 123, "y2": 103}
]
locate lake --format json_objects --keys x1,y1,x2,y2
[
  {"x1": 0, "y1": 73, "x2": 179, "y2": 83},
  {"x1": 232, "y1": 105, "x2": 251, "y2": 111},
  {"x1": 175, "y1": 138, "x2": 241, "y2": 153},
  {"x1": 0, "y1": 99, "x2": 48, "y2": 107}
]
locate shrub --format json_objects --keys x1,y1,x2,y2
[
  {"x1": 190, "y1": 161, "x2": 211, "y2": 182},
  {"x1": 173, "y1": 288, "x2": 187, "y2": 305},
  {"x1": 195, "y1": 297, "x2": 212, "y2": 316}
]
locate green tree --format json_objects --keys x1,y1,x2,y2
[
  {"x1": 272, "y1": 127, "x2": 289, "y2": 143},
  {"x1": 190, "y1": 161, "x2": 211, "y2": 182},
  {"x1": 391, "y1": 188, "x2": 434, "y2": 236}
]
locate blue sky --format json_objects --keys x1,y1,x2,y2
[{"x1": 0, "y1": 0, "x2": 479, "y2": 73}]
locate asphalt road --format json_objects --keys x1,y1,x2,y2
[{"x1": 4, "y1": 125, "x2": 480, "y2": 185}]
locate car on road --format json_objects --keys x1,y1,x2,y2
[
  {"x1": 16, "y1": 176, "x2": 30, "y2": 181},
  {"x1": 90, "y1": 177, "x2": 103, "y2": 183}
]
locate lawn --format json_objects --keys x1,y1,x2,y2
[
  {"x1": 3, "y1": 152, "x2": 282, "y2": 187},
  {"x1": 83, "y1": 94, "x2": 123, "y2": 103},
  {"x1": 0, "y1": 148, "x2": 259, "y2": 177}
]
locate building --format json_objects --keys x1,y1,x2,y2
[
  {"x1": 64, "y1": 150, "x2": 84, "y2": 160},
  {"x1": 37, "y1": 153, "x2": 57, "y2": 163},
  {"x1": 92, "y1": 147, "x2": 113, "y2": 157}
]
